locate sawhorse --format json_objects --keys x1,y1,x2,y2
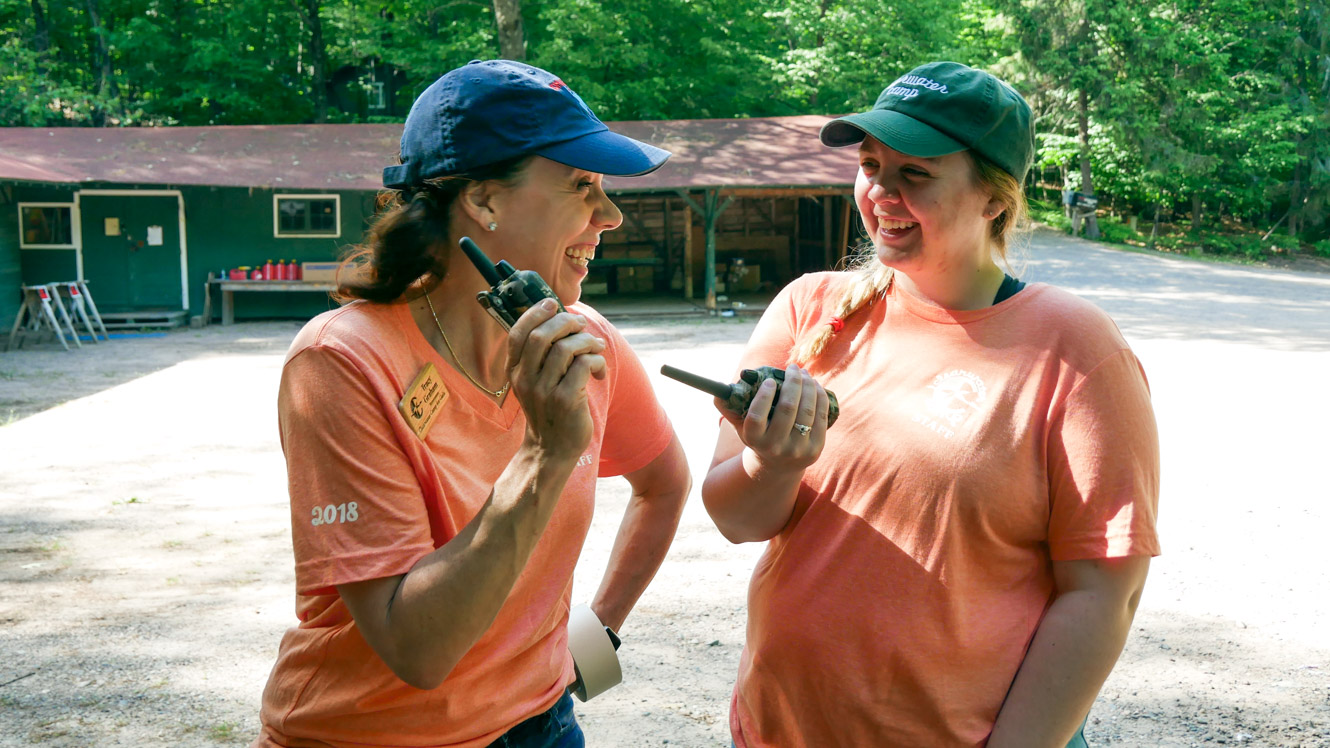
[
  {"x1": 54, "y1": 282, "x2": 109, "y2": 343},
  {"x1": 5, "y1": 282, "x2": 110, "y2": 351},
  {"x1": 8, "y1": 285, "x2": 73, "y2": 351}
]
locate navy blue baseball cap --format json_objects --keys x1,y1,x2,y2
[{"x1": 383, "y1": 60, "x2": 671, "y2": 188}]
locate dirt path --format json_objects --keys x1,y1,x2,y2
[{"x1": 2, "y1": 230, "x2": 1328, "y2": 747}]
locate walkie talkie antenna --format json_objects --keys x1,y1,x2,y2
[
  {"x1": 459, "y1": 236, "x2": 504, "y2": 286},
  {"x1": 660, "y1": 365, "x2": 733, "y2": 400}
]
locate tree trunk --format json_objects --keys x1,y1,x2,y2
[
  {"x1": 1077, "y1": 88, "x2": 1101, "y2": 239},
  {"x1": 1148, "y1": 202, "x2": 1160, "y2": 248},
  {"x1": 807, "y1": 0, "x2": 830, "y2": 108},
  {"x1": 30, "y1": 1, "x2": 50, "y2": 68},
  {"x1": 84, "y1": 0, "x2": 116, "y2": 126},
  {"x1": 1191, "y1": 193, "x2": 1203, "y2": 233},
  {"x1": 1288, "y1": 156, "x2": 1302, "y2": 238},
  {"x1": 492, "y1": 0, "x2": 526, "y2": 61},
  {"x1": 299, "y1": 0, "x2": 329, "y2": 123}
]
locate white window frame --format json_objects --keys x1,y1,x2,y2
[
  {"x1": 368, "y1": 81, "x2": 387, "y2": 110},
  {"x1": 17, "y1": 202, "x2": 79, "y2": 249},
  {"x1": 273, "y1": 194, "x2": 341, "y2": 238}
]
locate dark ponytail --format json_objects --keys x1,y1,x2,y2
[{"x1": 337, "y1": 155, "x2": 532, "y2": 303}]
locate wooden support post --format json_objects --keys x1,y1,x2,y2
[
  {"x1": 838, "y1": 197, "x2": 853, "y2": 265},
  {"x1": 223, "y1": 287, "x2": 236, "y2": 325},
  {"x1": 682, "y1": 202, "x2": 694, "y2": 300},
  {"x1": 792, "y1": 198, "x2": 801, "y2": 275},
  {"x1": 706, "y1": 190, "x2": 735, "y2": 310},
  {"x1": 663, "y1": 197, "x2": 674, "y2": 291},
  {"x1": 822, "y1": 196, "x2": 834, "y2": 269},
  {"x1": 677, "y1": 189, "x2": 733, "y2": 311},
  {"x1": 704, "y1": 190, "x2": 718, "y2": 310}
]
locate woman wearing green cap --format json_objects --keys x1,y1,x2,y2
[
  {"x1": 702, "y1": 62, "x2": 1160, "y2": 746},
  {"x1": 253, "y1": 60, "x2": 689, "y2": 748}
]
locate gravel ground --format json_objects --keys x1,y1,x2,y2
[{"x1": 1, "y1": 229, "x2": 1328, "y2": 747}]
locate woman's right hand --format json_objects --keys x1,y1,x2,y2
[
  {"x1": 716, "y1": 365, "x2": 831, "y2": 472},
  {"x1": 507, "y1": 299, "x2": 607, "y2": 460}
]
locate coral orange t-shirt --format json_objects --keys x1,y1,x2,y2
[
  {"x1": 255, "y1": 300, "x2": 672, "y2": 748},
  {"x1": 730, "y1": 273, "x2": 1161, "y2": 748}
]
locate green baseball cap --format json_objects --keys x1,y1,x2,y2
[{"x1": 820, "y1": 61, "x2": 1035, "y2": 183}]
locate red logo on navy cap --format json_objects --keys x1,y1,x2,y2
[{"x1": 549, "y1": 80, "x2": 567, "y2": 91}]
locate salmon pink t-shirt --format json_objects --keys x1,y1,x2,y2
[
  {"x1": 255, "y1": 299, "x2": 672, "y2": 748},
  {"x1": 730, "y1": 273, "x2": 1161, "y2": 748}
]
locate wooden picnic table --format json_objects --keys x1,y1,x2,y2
[{"x1": 210, "y1": 279, "x2": 337, "y2": 325}]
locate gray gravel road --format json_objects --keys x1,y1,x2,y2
[{"x1": 1, "y1": 229, "x2": 1328, "y2": 747}]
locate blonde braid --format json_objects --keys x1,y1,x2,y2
[{"x1": 789, "y1": 257, "x2": 893, "y2": 367}]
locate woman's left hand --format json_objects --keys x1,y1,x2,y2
[{"x1": 717, "y1": 365, "x2": 830, "y2": 472}]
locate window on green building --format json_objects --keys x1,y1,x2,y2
[
  {"x1": 275, "y1": 195, "x2": 340, "y2": 237},
  {"x1": 368, "y1": 81, "x2": 387, "y2": 110},
  {"x1": 19, "y1": 204, "x2": 75, "y2": 248}
]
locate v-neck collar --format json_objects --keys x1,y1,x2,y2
[{"x1": 395, "y1": 301, "x2": 523, "y2": 429}]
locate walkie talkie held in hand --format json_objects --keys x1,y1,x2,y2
[
  {"x1": 660, "y1": 364, "x2": 840, "y2": 428},
  {"x1": 458, "y1": 236, "x2": 566, "y2": 330}
]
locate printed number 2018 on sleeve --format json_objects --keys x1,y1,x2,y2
[{"x1": 311, "y1": 502, "x2": 359, "y2": 527}]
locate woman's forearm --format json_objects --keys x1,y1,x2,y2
[
  {"x1": 590, "y1": 439, "x2": 690, "y2": 631},
  {"x1": 988, "y1": 557, "x2": 1149, "y2": 747},
  {"x1": 340, "y1": 443, "x2": 577, "y2": 689},
  {"x1": 701, "y1": 447, "x2": 804, "y2": 543}
]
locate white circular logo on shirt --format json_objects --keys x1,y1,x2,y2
[{"x1": 926, "y1": 369, "x2": 987, "y2": 427}]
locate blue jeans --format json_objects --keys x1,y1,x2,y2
[{"x1": 487, "y1": 691, "x2": 583, "y2": 748}]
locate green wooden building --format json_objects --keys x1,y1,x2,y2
[{"x1": 0, "y1": 118, "x2": 857, "y2": 332}]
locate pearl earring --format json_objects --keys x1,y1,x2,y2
[{"x1": 487, "y1": 222, "x2": 497, "y2": 231}]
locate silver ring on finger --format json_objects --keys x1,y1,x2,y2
[{"x1": 793, "y1": 423, "x2": 812, "y2": 437}]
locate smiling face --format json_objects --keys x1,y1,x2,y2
[
  {"x1": 471, "y1": 156, "x2": 623, "y2": 305},
  {"x1": 854, "y1": 136, "x2": 1002, "y2": 282}
]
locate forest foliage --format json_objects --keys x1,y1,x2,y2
[{"x1": 2, "y1": 0, "x2": 1326, "y2": 247}]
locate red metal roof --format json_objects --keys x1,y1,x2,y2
[{"x1": 0, "y1": 116, "x2": 856, "y2": 193}]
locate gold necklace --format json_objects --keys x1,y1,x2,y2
[{"x1": 423, "y1": 294, "x2": 510, "y2": 399}]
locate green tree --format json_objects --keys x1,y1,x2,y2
[{"x1": 763, "y1": 0, "x2": 988, "y2": 115}]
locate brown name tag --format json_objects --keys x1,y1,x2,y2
[{"x1": 398, "y1": 362, "x2": 449, "y2": 439}]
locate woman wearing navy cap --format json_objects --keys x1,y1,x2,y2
[
  {"x1": 702, "y1": 62, "x2": 1160, "y2": 747},
  {"x1": 253, "y1": 60, "x2": 689, "y2": 748}
]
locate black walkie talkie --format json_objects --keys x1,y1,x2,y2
[
  {"x1": 458, "y1": 236, "x2": 566, "y2": 330},
  {"x1": 660, "y1": 364, "x2": 841, "y2": 427}
]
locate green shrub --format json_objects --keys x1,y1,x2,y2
[
  {"x1": 1264, "y1": 233, "x2": 1302, "y2": 255},
  {"x1": 1190, "y1": 232, "x2": 1266, "y2": 259},
  {"x1": 1313, "y1": 240, "x2": 1330, "y2": 258},
  {"x1": 1097, "y1": 216, "x2": 1137, "y2": 245},
  {"x1": 1152, "y1": 233, "x2": 1182, "y2": 251},
  {"x1": 1027, "y1": 199, "x2": 1071, "y2": 231},
  {"x1": 1240, "y1": 236, "x2": 1267, "y2": 259},
  {"x1": 1198, "y1": 233, "x2": 1239, "y2": 255}
]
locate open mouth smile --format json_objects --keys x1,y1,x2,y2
[
  {"x1": 877, "y1": 218, "x2": 918, "y2": 238},
  {"x1": 564, "y1": 245, "x2": 596, "y2": 267}
]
